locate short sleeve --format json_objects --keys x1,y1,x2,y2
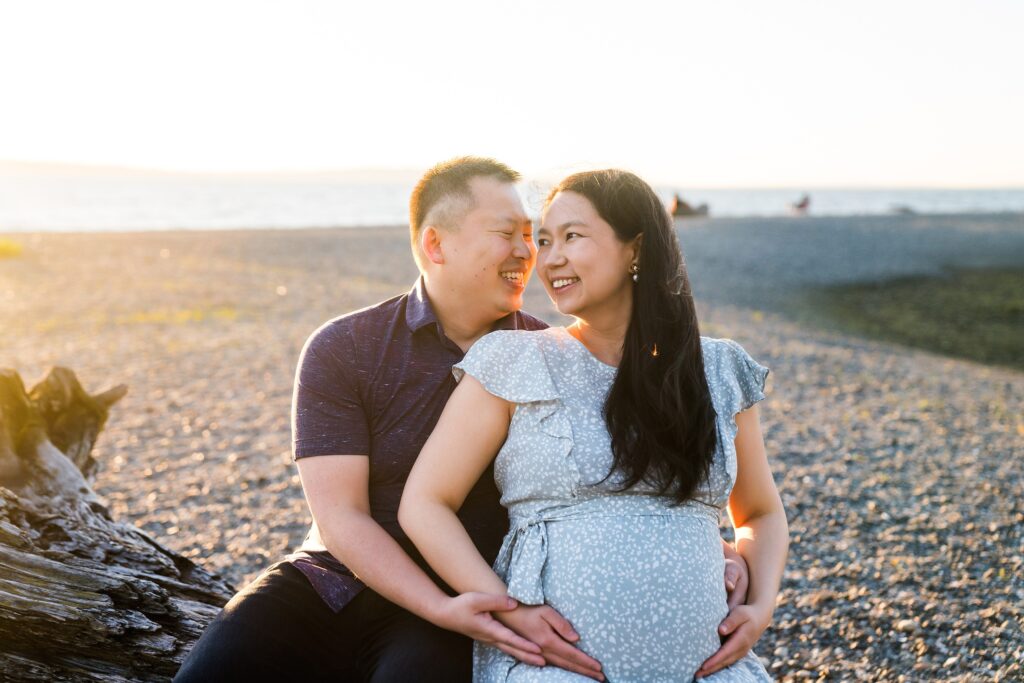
[
  {"x1": 720, "y1": 339, "x2": 770, "y2": 411},
  {"x1": 452, "y1": 331, "x2": 559, "y2": 403},
  {"x1": 291, "y1": 324, "x2": 370, "y2": 459},
  {"x1": 707, "y1": 338, "x2": 770, "y2": 415}
]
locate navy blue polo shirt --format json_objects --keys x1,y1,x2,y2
[{"x1": 287, "y1": 277, "x2": 548, "y2": 611}]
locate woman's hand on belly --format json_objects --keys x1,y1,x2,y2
[{"x1": 496, "y1": 604, "x2": 605, "y2": 681}]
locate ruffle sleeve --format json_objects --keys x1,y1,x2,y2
[
  {"x1": 709, "y1": 338, "x2": 770, "y2": 415},
  {"x1": 452, "y1": 330, "x2": 559, "y2": 403},
  {"x1": 700, "y1": 337, "x2": 771, "y2": 499}
]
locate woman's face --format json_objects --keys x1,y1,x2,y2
[{"x1": 538, "y1": 191, "x2": 638, "y2": 321}]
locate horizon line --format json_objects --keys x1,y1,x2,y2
[{"x1": 2, "y1": 159, "x2": 1022, "y2": 191}]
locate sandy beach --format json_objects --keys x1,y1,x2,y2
[{"x1": 2, "y1": 214, "x2": 1022, "y2": 681}]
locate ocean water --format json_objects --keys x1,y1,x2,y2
[{"x1": 1, "y1": 172, "x2": 1023, "y2": 233}]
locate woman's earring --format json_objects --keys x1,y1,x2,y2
[{"x1": 629, "y1": 263, "x2": 639, "y2": 282}]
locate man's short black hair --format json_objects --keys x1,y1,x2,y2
[{"x1": 408, "y1": 156, "x2": 520, "y2": 265}]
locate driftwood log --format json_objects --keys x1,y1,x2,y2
[{"x1": 0, "y1": 368, "x2": 234, "y2": 681}]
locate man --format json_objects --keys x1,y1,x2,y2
[{"x1": 176, "y1": 157, "x2": 749, "y2": 682}]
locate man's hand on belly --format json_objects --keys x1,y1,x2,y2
[
  {"x1": 496, "y1": 604, "x2": 605, "y2": 681},
  {"x1": 723, "y1": 547, "x2": 750, "y2": 610}
]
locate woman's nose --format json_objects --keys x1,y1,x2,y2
[{"x1": 541, "y1": 241, "x2": 566, "y2": 266}]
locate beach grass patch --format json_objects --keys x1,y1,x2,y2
[
  {"x1": 802, "y1": 267, "x2": 1024, "y2": 371},
  {"x1": 34, "y1": 317, "x2": 61, "y2": 333},
  {"x1": 0, "y1": 239, "x2": 23, "y2": 258},
  {"x1": 115, "y1": 306, "x2": 240, "y2": 326}
]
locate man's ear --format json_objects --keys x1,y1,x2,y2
[{"x1": 421, "y1": 225, "x2": 445, "y2": 265}]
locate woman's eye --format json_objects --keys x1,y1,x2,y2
[
  {"x1": 537, "y1": 238, "x2": 550, "y2": 247},
  {"x1": 566, "y1": 232, "x2": 579, "y2": 240}
]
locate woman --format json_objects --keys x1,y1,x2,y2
[{"x1": 399, "y1": 170, "x2": 788, "y2": 681}]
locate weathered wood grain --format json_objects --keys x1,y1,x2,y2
[{"x1": 0, "y1": 368, "x2": 232, "y2": 682}]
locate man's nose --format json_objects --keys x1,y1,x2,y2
[{"x1": 512, "y1": 233, "x2": 534, "y2": 259}]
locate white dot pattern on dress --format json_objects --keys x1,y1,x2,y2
[{"x1": 452, "y1": 326, "x2": 774, "y2": 682}]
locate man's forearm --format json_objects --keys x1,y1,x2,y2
[{"x1": 320, "y1": 510, "x2": 450, "y2": 620}]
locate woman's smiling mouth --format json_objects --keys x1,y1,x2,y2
[{"x1": 551, "y1": 277, "x2": 580, "y2": 290}]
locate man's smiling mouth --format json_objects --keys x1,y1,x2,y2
[{"x1": 501, "y1": 271, "x2": 525, "y2": 285}]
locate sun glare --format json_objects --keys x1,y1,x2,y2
[{"x1": 0, "y1": 1, "x2": 1021, "y2": 187}]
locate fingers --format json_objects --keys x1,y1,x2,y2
[
  {"x1": 717, "y1": 605, "x2": 749, "y2": 638},
  {"x1": 469, "y1": 592, "x2": 519, "y2": 613},
  {"x1": 538, "y1": 608, "x2": 603, "y2": 677},
  {"x1": 723, "y1": 559, "x2": 740, "y2": 593},
  {"x1": 537, "y1": 638, "x2": 603, "y2": 680},
  {"x1": 540, "y1": 607, "x2": 580, "y2": 643},
  {"x1": 484, "y1": 620, "x2": 543, "y2": 655},
  {"x1": 723, "y1": 558, "x2": 750, "y2": 610},
  {"x1": 491, "y1": 604, "x2": 602, "y2": 679},
  {"x1": 494, "y1": 643, "x2": 546, "y2": 668},
  {"x1": 718, "y1": 613, "x2": 738, "y2": 637},
  {"x1": 732, "y1": 567, "x2": 750, "y2": 609},
  {"x1": 543, "y1": 652, "x2": 605, "y2": 681},
  {"x1": 696, "y1": 623, "x2": 755, "y2": 678}
]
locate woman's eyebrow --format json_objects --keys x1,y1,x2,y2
[
  {"x1": 538, "y1": 220, "x2": 586, "y2": 236},
  {"x1": 552, "y1": 220, "x2": 587, "y2": 232}
]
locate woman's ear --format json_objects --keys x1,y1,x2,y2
[
  {"x1": 631, "y1": 233, "x2": 643, "y2": 264},
  {"x1": 421, "y1": 225, "x2": 445, "y2": 265}
]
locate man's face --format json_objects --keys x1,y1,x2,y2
[{"x1": 442, "y1": 176, "x2": 537, "y2": 316}]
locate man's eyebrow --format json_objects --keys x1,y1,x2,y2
[{"x1": 498, "y1": 216, "x2": 532, "y2": 227}]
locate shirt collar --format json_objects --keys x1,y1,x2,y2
[
  {"x1": 404, "y1": 276, "x2": 438, "y2": 333},
  {"x1": 405, "y1": 276, "x2": 523, "y2": 335}
]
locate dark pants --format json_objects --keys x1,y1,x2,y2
[{"x1": 174, "y1": 562, "x2": 472, "y2": 682}]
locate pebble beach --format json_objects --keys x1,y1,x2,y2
[{"x1": 2, "y1": 213, "x2": 1022, "y2": 681}]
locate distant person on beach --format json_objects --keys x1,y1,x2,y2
[
  {"x1": 175, "y1": 158, "x2": 753, "y2": 682},
  {"x1": 790, "y1": 194, "x2": 811, "y2": 215},
  {"x1": 671, "y1": 193, "x2": 694, "y2": 214},
  {"x1": 670, "y1": 192, "x2": 710, "y2": 217},
  {"x1": 401, "y1": 169, "x2": 787, "y2": 680}
]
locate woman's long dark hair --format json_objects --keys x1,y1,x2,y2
[{"x1": 545, "y1": 170, "x2": 718, "y2": 505}]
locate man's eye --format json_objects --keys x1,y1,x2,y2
[
  {"x1": 537, "y1": 238, "x2": 550, "y2": 247},
  {"x1": 566, "y1": 232, "x2": 579, "y2": 240}
]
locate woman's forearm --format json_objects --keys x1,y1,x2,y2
[
  {"x1": 733, "y1": 509, "x2": 789, "y2": 614},
  {"x1": 400, "y1": 497, "x2": 508, "y2": 596}
]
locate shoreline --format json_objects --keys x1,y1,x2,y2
[{"x1": 3, "y1": 209, "x2": 1024, "y2": 236}]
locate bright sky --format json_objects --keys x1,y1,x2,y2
[{"x1": 1, "y1": 1, "x2": 1021, "y2": 187}]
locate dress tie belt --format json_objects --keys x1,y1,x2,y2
[
  {"x1": 493, "y1": 498, "x2": 719, "y2": 606},
  {"x1": 494, "y1": 517, "x2": 550, "y2": 605}
]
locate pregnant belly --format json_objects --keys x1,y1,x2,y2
[{"x1": 540, "y1": 515, "x2": 729, "y2": 678}]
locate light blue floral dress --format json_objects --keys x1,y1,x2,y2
[{"x1": 452, "y1": 326, "x2": 774, "y2": 682}]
